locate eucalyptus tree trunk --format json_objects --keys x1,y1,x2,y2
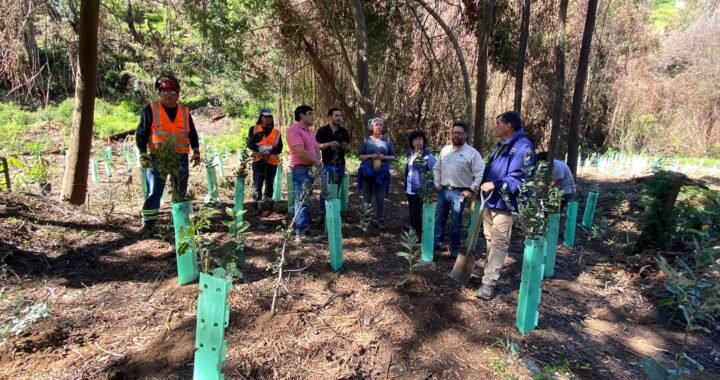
[
  {"x1": 61, "y1": 0, "x2": 100, "y2": 205},
  {"x1": 513, "y1": 0, "x2": 531, "y2": 114},
  {"x1": 349, "y1": 0, "x2": 375, "y2": 137},
  {"x1": 473, "y1": 0, "x2": 495, "y2": 151},
  {"x1": 413, "y1": 0, "x2": 473, "y2": 127},
  {"x1": 567, "y1": 0, "x2": 600, "y2": 175},
  {"x1": 548, "y1": 0, "x2": 569, "y2": 165}
]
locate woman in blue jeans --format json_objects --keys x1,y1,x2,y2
[
  {"x1": 404, "y1": 130, "x2": 436, "y2": 240},
  {"x1": 357, "y1": 117, "x2": 396, "y2": 230}
]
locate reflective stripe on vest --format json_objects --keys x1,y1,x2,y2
[
  {"x1": 148, "y1": 102, "x2": 191, "y2": 153},
  {"x1": 252, "y1": 124, "x2": 280, "y2": 166}
]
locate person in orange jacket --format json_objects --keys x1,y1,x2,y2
[
  {"x1": 135, "y1": 76, "x2": 200, "y2": 236},
  {"x1": 247, "y1": 108, "x2": 283, "y2": 215}
]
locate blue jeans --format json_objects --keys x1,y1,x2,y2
[
  {"x1": 319, "y1": 163, "x2": 345, "y2": 214},
  {"x1": 142, "y1": 153, "x2": 189, "y2": 226},
  {"x1": 434, "y1": 188, "x2": 467, "y2": 255},
  {"x1": 362, "y1": 177, "x2": 387, "y2": 220},
  {"x1": 291, "y1": 167, "x2": 314, "y2": 235}
]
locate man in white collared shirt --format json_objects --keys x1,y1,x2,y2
[{"x1": 433, "y1": 122, "x2": 485, "y2": 258}]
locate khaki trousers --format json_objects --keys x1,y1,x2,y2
[{"x1": 481, "y1": 208, "x2": 514, "y2": 286}]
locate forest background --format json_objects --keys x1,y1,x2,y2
[{"x1": 1, "y1": 0, "x2": 719, "y2": 162}]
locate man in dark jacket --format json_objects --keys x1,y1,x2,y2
[{"x1": 475, "y1": 111, "x2": 535, "y2": 300}]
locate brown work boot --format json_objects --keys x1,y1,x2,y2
[
  {"x1": 476, "y1": 283, "x2": 495, "y2": 300},
  {"x1": 260, "y1": 199, "x2": 274, "y2": 217}
]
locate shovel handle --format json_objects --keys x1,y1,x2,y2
[{"x1": 465, "y1": 190, "x2": 493, "y2": 257}]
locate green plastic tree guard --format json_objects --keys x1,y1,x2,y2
[
  {"x1": 216, "y1": 153, "x2": 225, "y2": 178},
  {"x1": 465, "y1": 199, "x2": 483, "y2": 251},
  {"x1": 139, "y1": 167, "x2": 148, "y2": 198},
  {"x1": 340, "y1": 175, "x2": 349, "y2": 212},
  {"x1": 325, "y1": 198, "x2": 344, "y2": 271},
  {"x1": 564, "y1": 201, "x2": 579, "y2": 248},
  {"x1": 194, "y1": 272, "x2": 231, "y2": 380},
  {"x1": 326, "y1": 183, "x2": 339, "y2": 201},
  {"x1": 233, "y1": 177, "x2": 245, "y2": 217},
  {"x1": 204, "y1": 165, "x2": 220, "y2": 204},
  {"x1": 582, "y1": 191, "x2": 599, "y2": 228},
  {"x1": 516, "y1": 238, "x2": 546, "y2": 334},
  {"x1": 90, "y1": 159, "x2": 99, "y2": 184},
  {"x1": 324, "y1": 184, "x2": 339, "y2": 234},
  {"x1": 421, "y1": 202, "x2": 436, "y2": 262},
  {"x1": 171, "y1": 201, "x2": 200, "y2": 285},
  {"x1": 104, "y1": 146, "x2": 113, "y2": 163},
  {"x1": 544, "y1": 213, "x2": 561, "y2": 278},
  {"x1": 124, "y1": 149, "x2": 132, "y2": 171},
  {"x1": 273, "y1": 167, "x2": 283, "y2": 202},
  {"x1": 104, "y1": 147, "x2": 113, "y2": 177},
  {"x1": 200, "y1": 132, "x2": 205, "y2": 146},
  {"x1": 286, "y1": 171, "x2": 295, "y2": 215}
]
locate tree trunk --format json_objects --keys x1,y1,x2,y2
[
  {"x1": 22, "y1": 0, "x2": 39, "y2": 71},
  {"x1": 349, "y1": 0, "x2": 375, "y2": 137},
  {"x1": 274, "y1": 1, "x2": 360, "y2": 138},
  {"x1": 473, "y1": 0, "x2": 495, "y2": 151},
  {"x1": 567, "y1": 0, "x2": 599, "y2": 175},
  {"x1": 513, "y1": 0, "x2": 531, "y2": 114},
  {"x1": 548, "y1": 0, "x2": 569, "y2": 165},
  {"x1": 125, "y1": 0, "x2": 144, "y2": 44},
  {"x1": 636, "y1": 172, "x2": 686, "y2": 250},
  {"x1": 60, "y1": 0, "x2": 100, "y2": 205},
  {"x1": 319, "y1": 0, "x2": 362, "y2": 102},
  {"x1": 413, "y1": 0, "x2": 473, "y2": 126},
  {"x1": 408, "y1": 5, "x2": 458, "y2": 122}
]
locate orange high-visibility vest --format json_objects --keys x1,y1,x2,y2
[
  {"x1": 148, "y1": 102, "x2": 191, "y2": 154},
  {"x1": 252, "y1": 124, "x2": 281, "y2": 166}
]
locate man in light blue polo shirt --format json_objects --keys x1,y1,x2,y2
[{"x1": 536, "y1": 151, "x2": 576, "y2": 210}]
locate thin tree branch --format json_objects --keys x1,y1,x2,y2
[{"x1": 411, "y1": 0, "x2": 472, "y2": 124}]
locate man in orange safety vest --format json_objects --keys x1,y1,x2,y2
[
  {"x1": 135, "y1": 76, "x2": 200, "y2": 236},
  {"x1": 247, "y1": 108, "x2": 283, "y2": 216}
]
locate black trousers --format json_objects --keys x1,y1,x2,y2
[
  {"x1": 252, "y1": 161, "x2": 278, "y2": 202},
  {"x1": 407, "y1": 193, "x2": 423, "y2": 239}
]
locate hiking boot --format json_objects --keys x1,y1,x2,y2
[
  {"x1": 135, "y1": 224, "x2": 157, "y2": 239},
  {"x1": 476, "y1": 284, "x2": 496, "y2": 301},
  {"x1": 377, "y1": 219, "x2": 386, "y2": 231},
  {"x1": 250, "y1": 202, "x2": 260, "y2": 216}
]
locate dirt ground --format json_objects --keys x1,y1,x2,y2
[{"x1": 1, "y1": 142, "x2": 719, "y2": 379}]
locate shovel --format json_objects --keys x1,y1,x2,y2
[{"x1": 450, "y1": 191, "x2": 492, "y2": 284}]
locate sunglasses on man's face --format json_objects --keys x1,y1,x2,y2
[{"x1": 160, "y1": 90, "x2": 179, "y2": 95}]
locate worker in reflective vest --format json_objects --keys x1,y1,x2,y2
[
  {"x1": 135, "y1": 76, "x2": 200, "y2": 236},
  {"x1": 247, "y1": 108, "x2": 283, "y2": 215}
]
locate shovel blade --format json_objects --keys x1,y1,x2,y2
[{"x1": 450, "y1": 253, "x2": 475, "y2": 284}]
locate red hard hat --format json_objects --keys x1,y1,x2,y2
[{"x1": 158, "y1": 80, "x2": 179, "y2": 91}]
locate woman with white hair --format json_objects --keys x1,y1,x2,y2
[{"x1": 357, "y1": 117, "x2": 396, "y2": 230}]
